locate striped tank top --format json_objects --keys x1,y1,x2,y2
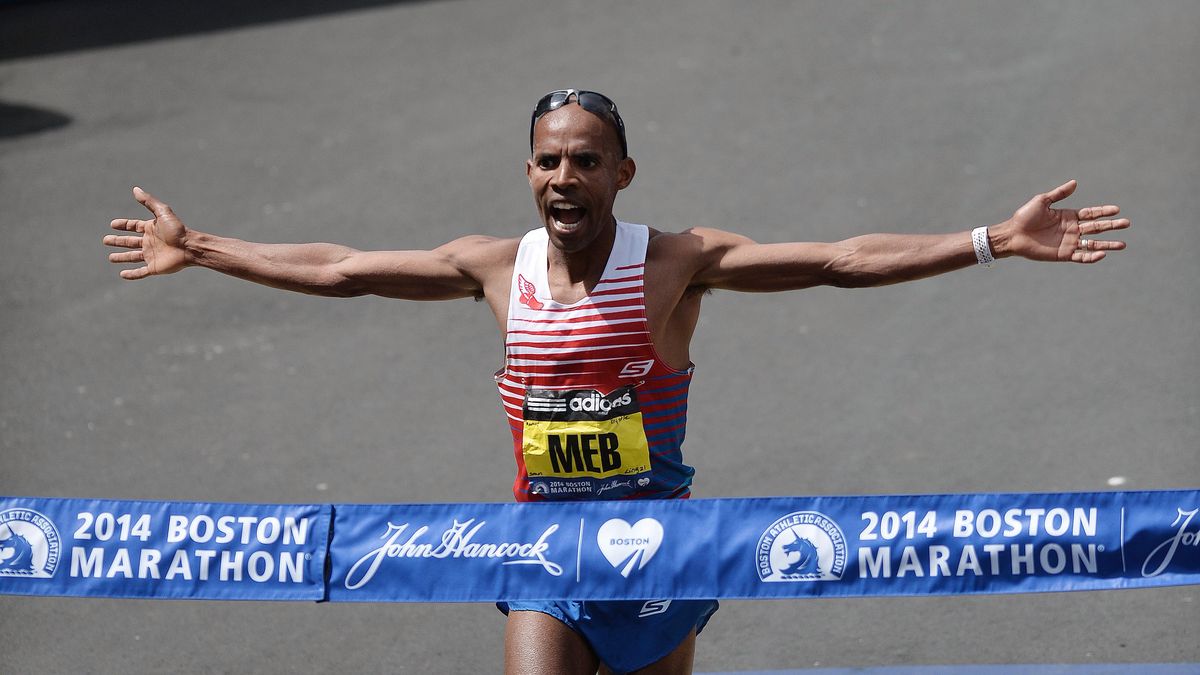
[{"x1": 496, "y1": 221, "x2": 696, "y2": 502}]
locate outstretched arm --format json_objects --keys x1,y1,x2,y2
[
  {"x1": 691, "y1": 180, "x2": 1129, "y2": 291},
  {"x1": 105, "y1": 187, "x2": 504, "y2": 300}
]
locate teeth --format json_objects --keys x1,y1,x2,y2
[
  {"x1": 553, "y1": 219, "x2": 581, "y2": 232},
  {"x1": 550, "y1": 202, "x2": 580, "y2": 210}
]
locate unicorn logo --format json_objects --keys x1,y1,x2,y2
[
  {"x1": 517, "y1": 274, "x2": 544, "y2": 310},
  {"x1": 0, "y1": 508, "x2": 62, "y2": 579},
  {"x1": 0, "y1": 531, "x2": 36, "y2": 573},
  {"x1": 756, "y1": 511, "x2": 847, "y2": 582},
  {"x1": 778, "y1": 532, "x2": 822, "y2": 577}
]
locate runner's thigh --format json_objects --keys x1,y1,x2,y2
[
  {"x1": 598, "y1": 630, "x2": 696, "y2": 675},
  {"x1": 505, "y1": 610, "x2": 599, "y2": 675}
]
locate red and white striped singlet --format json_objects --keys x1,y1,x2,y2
[{"x1": 496, "y1": 221, "x2": 696, "y2": 502}]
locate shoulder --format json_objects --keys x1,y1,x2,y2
[
  {"x1": 646, "y1": 226, "x2": 758, "y2": 263},
  {"x1": 641, "y1": 226, "x2": 759, "y2": 291},
  {"x1": 431, "y1": 235, "x2": 521, "y2": 291},
  {"x1": 437, "y1": 234, "x2": 520, "y2": 263}
]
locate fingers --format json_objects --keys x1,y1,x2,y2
[
  {"x1": 105, "y1": 234, "x2": 148, "y2": 277},
  {"x1": 1077, "y1": 212, "x2": 1130, "y2": 258},
  {"x1": 1077, "y1": 238, "x2": 1126, "y2": 252},
  {"x1": 1043, "y1": 179, "x2": 1078, "y2": 204},
  {"x1": 132, "y1": 186, "x2": 174, "y2": 218},
  {"x1": 1073, "y1": 235, "x2": 1126, "y2": 264},
  {"x1": 104, "y1": 234, "x2": 143, "y2": 249},
  {"x1": 119, "y1": 266, "x2": 152, "y2": 280},
  {"x1": 1078, "y1": 217, "x2": 1130, "y2": 236},
  {"x1": 110, "y1": 218, "x2": 147, "y2": 233},
  {"x1": 1078, "y1": 204, "x2": 1120, "y2": 220},
  {"x1": 1070, "y1": 250, "x2": 1107, "y2": 264},
  {"x1": 112, "y1": 188, "x2": 171, "y2": 281},
  {"x1": 108, "y1": 250, "x2": 144, "y2": 263}
]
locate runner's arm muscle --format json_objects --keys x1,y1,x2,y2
[
  {"x1": 691, "y1": 228, "x2": 982, "y2": 291},
  {"x1": 690, "y1": 180, "x2": 1128, "y2": 291},
  {"x1": 105, "y1": 187, "x2": 498, "y2": 300},
  {"x1": 177, "y1": 232, "x2": 491, "y2": 299}
]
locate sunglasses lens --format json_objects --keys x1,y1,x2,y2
[
  {"x1": 577, "y1": 92, "x2": 627, "y2": 156},
  {"x1": 535, "y1": 90, "x2": 573, "y2": 117},
  {"x1": 575, "y1": 93, "x2": 607, "y2": 117},
  {"x1": 577, "y1": 91, "x2": 613, "y2": 110}
]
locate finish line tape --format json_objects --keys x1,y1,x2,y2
[{"x1": 1, "y1": 490, "x2": 1197, "y2": 602}]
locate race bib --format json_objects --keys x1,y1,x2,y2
[{"x1": 522, "y1": 387, "x2": 652, "y2": 497}]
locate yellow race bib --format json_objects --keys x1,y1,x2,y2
[{"x1": 522, "y1": 387, "x2": 651, "y2": 482}]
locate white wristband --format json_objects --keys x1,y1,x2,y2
[{"x1": 971, "y1": 226, "x2": 995, "y2": 267}]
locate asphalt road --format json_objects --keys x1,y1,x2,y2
[{"x1": 1, "y1": 1, "x2": 1197, "y2": 672}]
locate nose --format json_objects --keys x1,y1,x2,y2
[{"x1": 549, "y1": 158, "x2": 580, "y2": 192}]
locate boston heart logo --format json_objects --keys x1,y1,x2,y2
[{"x1": 597, "y1": 518, "x2": 663, "y2": 578}]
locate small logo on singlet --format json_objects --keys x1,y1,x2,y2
[
  {"x1": 517, "y1": 274, "x2": 544, "y2": 310},
  {"x1": 619, "y1": 359, "x2": 655, "y2": 378}
]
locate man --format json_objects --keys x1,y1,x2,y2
[{"x1": 105, "y1": 89, "x2": 1128, "y2": 674}]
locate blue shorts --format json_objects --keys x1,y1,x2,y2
[{"x1": 498, "y1": 598, "x2": 718, "y2": 674}]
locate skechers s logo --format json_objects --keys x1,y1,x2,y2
[
  {"x1": 638, "y1": 599, "x2": 672, "y2": 617},
  {"x1": 619, "y1": 360, "x2": 654, "y2": 378}
]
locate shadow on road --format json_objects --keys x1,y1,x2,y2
[
  {"x1": 0, "y1": 100, "x2": 71, "y2": 138},
  {"x1": 0, "y1": 0, "x2": 433, "y2": 61}
]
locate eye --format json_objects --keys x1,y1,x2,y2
[{"x1": 536, "y1": 156, "x2": 558, "y2": 170}]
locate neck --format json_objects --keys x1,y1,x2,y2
[{"x1": 547, "y1": 217, "x2": 617, "y2": 289}]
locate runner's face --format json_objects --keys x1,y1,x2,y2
[{"x1": 527, "y1": 104, "x2": 635, "y2": 254}]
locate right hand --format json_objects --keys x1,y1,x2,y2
[
  {"x1": 105, "y1": 187, "x2": 190, "y2": 279},
  {"x1": 999, "y1": 180, "x2": 1128, "y2": 264}
]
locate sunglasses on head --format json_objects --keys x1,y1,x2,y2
[{"x1": 530, "y1": 89, "x2": 628, "y2": 158}]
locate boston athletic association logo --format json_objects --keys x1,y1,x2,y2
[
  {"x1": 757, "y1": 511, "x2": 847, "y2": 582},
  {"x1": 0, "y1": 508, "x2": 62, "y2": 579}
]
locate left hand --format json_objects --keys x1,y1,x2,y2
[{"x1": 1001, "y1": 180, "x2": 1129, "y2": 263}]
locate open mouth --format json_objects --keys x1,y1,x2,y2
[{"x1": 548, "y1": 201, "x2": 586, "y2": 232}]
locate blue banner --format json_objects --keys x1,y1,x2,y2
[
  {"x1": 0, "y1": 497, "x2": 329, "y2": 600},
  {"x1": 327, "y1": 490, "x2": 1200, "y2": 602},
  {"x1": 3, "y1": 490, "x2": 1198, "y2": 602}
]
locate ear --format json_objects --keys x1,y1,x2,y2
[
  {"x1": 525, "y1": 157, "x2": 535, "y2": 183},
  {"x1": 616, "y1": 156, "x2": 636, "y2": 190}
]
